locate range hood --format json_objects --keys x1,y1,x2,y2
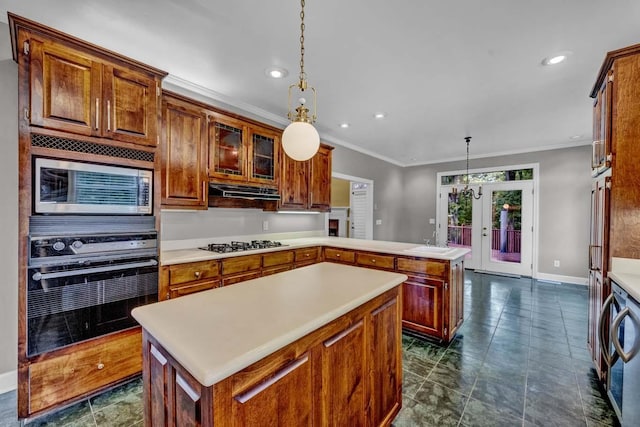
[{"x1": 209, "y1": 184, "x2": 281, "y2": 201}]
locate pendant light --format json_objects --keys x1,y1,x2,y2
[
  {"x1": 452, "y1": 137, "x2": 483, "y2": 199},
  {"x1": 282, "y1": 0, "x2": 320, "y2": 161}
]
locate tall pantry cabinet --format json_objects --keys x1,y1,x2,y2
[{"x1": 587, "y1": 43, "x2": 640, "y2": 383}]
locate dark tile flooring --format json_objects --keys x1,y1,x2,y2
[{"x1": 0, "y1": 272, "x2": 619, "y2": 426}]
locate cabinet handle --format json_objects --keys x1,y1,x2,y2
[
  {"x1": 95, "y1": 98, "x2": 99, "y2": 130},
  {"x1": 107, "y1": 100, "x2": 111, "y2": 131},
  {"x1": 194, "y1": 271, "x2": 201, "y2": 278},
  {"x1": 305, "y1": 253, "x2": 310, "y2": 257},
  {"x1": 599, "y1": 292, "x2": 619, "y2": 367},
  {"x1": 235, "y1": 355, "x2": 309, "y2": 404},
  {"x1": 166, "y1": 292, "x2": 170, "y2": 300},
  {"x1": 309, "y1": 191, "x2": 313, "y2": 208},
  {"x1": 371, "y1": 259, "x2": 376, "y2": 263},
  {"x1": 97, "y1": 363, "x2": 105, "y2": 370},
  {"x1": 336, "y1": 253, "x2": 340, "y2": 257}
]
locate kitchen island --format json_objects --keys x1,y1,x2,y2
[{"x1": 132, "y1": 262, "x2": 407, "y2": 426}]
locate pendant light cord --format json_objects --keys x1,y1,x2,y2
[{"x1": 299, "y1": 0, "x2": 307, "y2": 84}]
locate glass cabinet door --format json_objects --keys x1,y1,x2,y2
[
  {"x1": 250, "y1": 132, "x2": 276, "y2": 184},
  {"x1": 209, "y1": 116, "x2": 246, "y2": 182}
]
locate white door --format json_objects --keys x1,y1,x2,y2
[
  {"x1": 439, "y1": 181, "x2": 533, "y2": 276},
  {"x1": 350, "y1": 185, "x2": 369, "y2": 239}
]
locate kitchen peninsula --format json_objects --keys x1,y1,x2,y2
[
  {"x1": 132, "y1": 263, "x2": 407, "y2": 426},
  {"x1": 161, "y1": 237, "x2": 469, "y2": 343}
]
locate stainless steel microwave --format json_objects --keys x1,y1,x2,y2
[{"x1": 34, "y1": 158, "x2": 153, "y2": 214}]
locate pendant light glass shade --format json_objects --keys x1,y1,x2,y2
[{"x1": 282, "y1": 121, "x2": 320, "y2": 161}]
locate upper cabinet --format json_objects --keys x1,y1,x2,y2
[
  {"x1": 160, "y1": 92, "x2": 208, "y2": 209},
  {"x1": 23, "y1": 32, "x2": 164, "y2": 148},
  {"x1": 280, "y1": 144, "x2": 333, "y2": 212},
  {"x1": 591, "y1": 70, "x2": 613, "y2": 176},
  {"x1": 208, "y1": 113, "x2": 280, "y2": 188}
]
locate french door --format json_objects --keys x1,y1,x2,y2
[{"x1": 439, "y1": 181, "x2": 534, "y2": 276}]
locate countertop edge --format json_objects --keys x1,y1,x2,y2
[{"x1": 160, "y1": 237, "x2": 469, "y2": 266}]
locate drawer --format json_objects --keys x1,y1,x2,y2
[
  {"x1": 222, "y1": 255, "x2": 262, "y2": 275},
  {"x1": 324, "y1": 247, "x2": 355, "y2": 264},
  {"x1": 29, "y1": 329, "x2": 142, "y2": 413},
  {"x1": 262, "y1": 264, "x2": 292, "y2": 277},
  {"x1": 397, "y1": 257, "x2": 447, "y2": 278},
  {"x1": 222, "y1": 271, "x2": 262, "y2": 286},
  {"x1": 169, "y1": 260, "x2": 219, "y2": 286},
  {"x1": 169, "y1": 280, "x2": 219, "y2": 299},
  {"x1": 355, "y1": 252, "x2": 395, "y2": 270},
  {"x1": 294, "y1": 247, "x2": 320, "y2": 263},
  {"x1": 262, "y1": 250, "x2": 294, "y2": 268}
]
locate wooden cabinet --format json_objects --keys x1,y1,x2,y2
[
  {"x1": 262, "y1": 250, "x2": 294, "y2": 276},
  {"x1": 160, "y1": 260, "x2": 220, "y2": 300},
  {"x1": 309, "y1": 145, "x2": 333, "y2": 211},
  {"x1": 397, "y1": 256, "x2": 463, "y2": 341},
  {"x1": 588, "y1": 43, "x2": 640, "y2": 382},
  {"x1": 28, "y1": 329, "x2": 142, "y2": 414},
  {"x1": 279, "y1": 144, "x2": 333, "y2": 212},
  {"x1": 356, "y1": 251, "x2": 396, "y2": 270},
  {"x1": 294, "y1": 247, "x2": 321, "y2": 268},
  {"x1": 321, "y1": 321, "x2": 366, "y2": 425},
  {"x1": 141, "y1": 285, "x2": 401, "y2": 426},
  {"x1": 323, "y1": 247, "x2": 356, "y2": 264},
  {"x1": 588, "y1": 175, "x2": 611, "y2": 381},
  {"x1": 591, "y1": 71, "x2": 613, "y2": 176},
  {"x1": 27, "y1": 35, "x2": 163, "y2": 147},
  {"x1": 209, "y1": 113, "x2": 280, "y2": 188},
  {"x1": 160, "y1": 92, "x2": 208, "y2": 208}
]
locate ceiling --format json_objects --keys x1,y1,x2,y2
[{"x1": 1, "y1": 1, "x2": 639, "y2": 166}]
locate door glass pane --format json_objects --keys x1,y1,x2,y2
[
  {"x1": 252, "y1": 133, "x2": 274, "y2": 180},
  {"x1": 215, "y1": 123, "x2": 243, "y2": 175},
  {"x1": 447, "y1": 191, "x2": 472, "y2": 260},
  {"x1": 490, "y1": 190, "x2": 522, "y2": 264}
]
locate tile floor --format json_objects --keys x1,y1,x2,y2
[{"x1": 0, "y1": 271, "x2": 619, "y2": 427}]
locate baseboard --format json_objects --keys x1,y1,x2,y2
[
  {"x1": 0, "y1": 369, "x2": 17, "y2": 394},
  {"x1": 535, "y1": 272, "x2": 587, "y2": 286}
]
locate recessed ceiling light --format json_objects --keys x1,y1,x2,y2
[
  {"x1": 374, "y1": 112, "x2": 386, "y2": 119},
  {"x1": 340, "y1": 123, "x2": 350, "y2": 128},
  {"x1": 541, "y1": 52, "x2": 571, "y2": 66},
  {"x1": 264, "y1": 67, "x2": 288, "y2": 78}
]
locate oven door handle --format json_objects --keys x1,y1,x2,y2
[
  {"x1": 611, "y1": 306, "x2": 640, "y2": 363},
  {"x1": 32, "y1": 259, "x2": 158, "y2": 281}
]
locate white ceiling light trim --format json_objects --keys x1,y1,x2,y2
[
  {"x1": 541, "y1": 51, "x2": 572, "y2": 66},
  {"x1": 265, "y1": 67, "x2": 288, "y2": 79}
]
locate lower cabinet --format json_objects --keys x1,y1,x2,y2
[
  {"x1": 160, "y1": 260, "x2": 221, "y2": 300},
  {"x1": 141, "y1": 288, "x2": 401, "y2": 426},
  {"x1": 402, "y1": 276, "x2": 443, "y2": 338},
  {"x1": 28, "y1": 329, "x2": 142, "y2": 414}
]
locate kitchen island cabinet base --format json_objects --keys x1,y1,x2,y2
[{"x1": 140, "y1": 287, "x2": 402, "y2": 426}]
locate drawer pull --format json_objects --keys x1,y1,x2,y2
[
  {"x1": 194, "y1": 271, "x2": 201, "y2": 278},
  {"x1": 336, "y1": 253, "x2": 340, "y2": 257},
  {"x1": 97, "y1": 363, "x2": 105, "y2": 370},
  {"x1": 305, "y1": 253, "x2": 310, "y2": 257},
  {"x1": 371, "y1": 259, "x2": 376, "y2": 263}
]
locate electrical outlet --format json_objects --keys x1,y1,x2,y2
[
  {"x1": 262, "y1": 220, "x2": 269, "y2": 231},
  {"x1": 429, "y1": 218, "x2": 435, "y2": 224},
  {"x1": 553, "y1": 260, "x2": 560, "y2": 268},
  {"x1": 375, "y1": 219, "x2": 382, "y2": 225}
]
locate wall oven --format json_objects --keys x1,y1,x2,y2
[
  {"x1": 27, "y1": 216, "x2": 158, "y2": 356},
  {"x1": 34, "y1": 157, "x2": 152, "y2": 215}
]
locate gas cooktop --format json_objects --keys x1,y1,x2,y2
[{"x1": 199, "y1": 240, "x2": 286, "y2": 254}]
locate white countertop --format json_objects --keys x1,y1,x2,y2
[
  {"x1": 609, "y1": 257, "x2": 640, "y2": 303},
  {"x1": 132, "y1": 262, "x2": 407, "y2": 387},
  {"x1": 161, "y1": 236, "x2": 470, "y2": 266}
]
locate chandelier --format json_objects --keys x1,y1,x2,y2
[
  {"x1": 452, "y1": 136, "x2": 483, "y2": 200},
  {"x1": 281, "y1": 0, "x2": 320, "y2": 161}
]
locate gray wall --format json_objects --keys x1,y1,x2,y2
[
  {"x1": 0, "y1": 21, "x2": 19, "y2": 382},
  {"x1": 331, "y1": 145, "x2": 404, "y2": 241},
  {"x1": 400, "y1": 145, "x2": 592, "y2": 278}
]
